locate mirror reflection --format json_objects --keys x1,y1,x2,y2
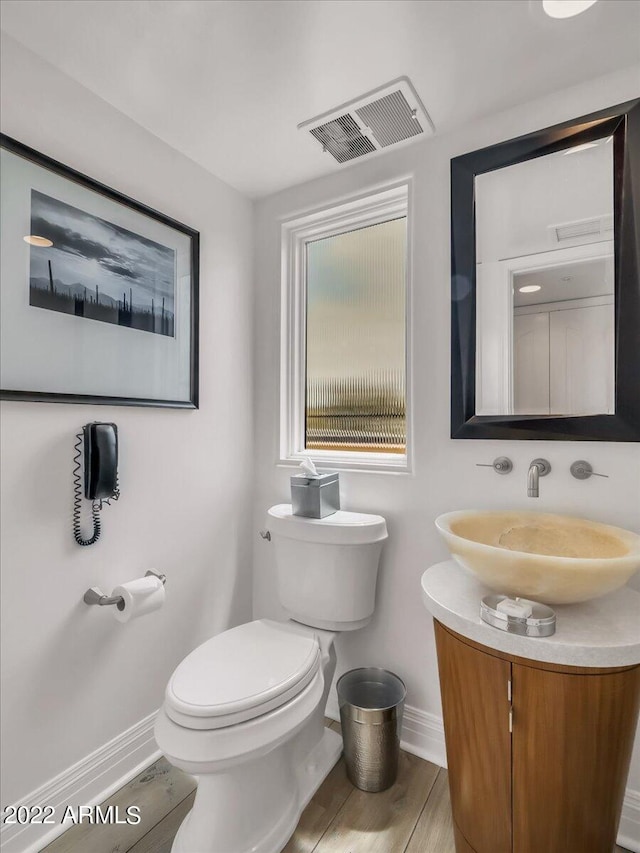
[{"x1": 475, "y1": 136, "x2": 614, "y2": 416}]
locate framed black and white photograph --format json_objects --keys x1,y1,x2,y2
[{"x1": 0, "y1": 135, "x2": 199, "y2": 408}]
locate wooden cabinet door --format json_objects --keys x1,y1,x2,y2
[
  {"x1": 434, "y1": 622, "x2": 512, "y2": 853},
  {"x1": 512, "y1": 663, "x2": 640, "y2": 853}
]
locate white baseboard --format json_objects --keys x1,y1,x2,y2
[
  {"x1": 619, "y1": 788, "x2": 640, "y2": 853},
  {"x1": 398, "y1": 704, "x2": 448, "y2": 769},
  {"x1": 1, "y1": 711, "x2": 160, "y2": 853},
  {"x1": 327, "y1": 698, "x2": 639, "y2": 851}
]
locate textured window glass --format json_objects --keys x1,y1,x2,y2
[{"x1": 305, "y1": 217, "x2": 406, "y2": 453}]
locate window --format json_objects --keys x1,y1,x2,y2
[{"x1": 281, "y1": 184, "x2": 410, "y2": 470}]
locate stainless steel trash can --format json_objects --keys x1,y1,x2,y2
[{"x1": 337, "y1": 667, "x2": 406, "y2": 792}]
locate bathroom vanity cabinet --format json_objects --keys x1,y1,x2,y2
[
  {"x1": 434, "y1": 621, "x2": 640, "y2": 853},
  {"x1": 421, "y1": 561, "x2": 640, "y2": 853}
]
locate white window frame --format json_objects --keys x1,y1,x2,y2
[{"x1": 279, "y1": 181, "x2": 412, "y2": 473}]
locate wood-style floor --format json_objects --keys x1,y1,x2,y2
[{"x1": 42, "y1": 719, "x2": 630, "y2": 853}]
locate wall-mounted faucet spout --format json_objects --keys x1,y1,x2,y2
[{"x1": 527, "y1": 458, "x2": 551, "y2": 498}]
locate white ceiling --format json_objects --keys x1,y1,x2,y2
[
  {"x1": 1, "y1": 0, "x2": 639, "y2": 198},
  {"x1": 513, "y1": 256, "x2": 612, "y2": 306}
]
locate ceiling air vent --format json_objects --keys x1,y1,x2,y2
[
  {"x1": 310, "y1": 114, "x2": 376, "y2": 164},
  {"x1": 549, "y1": 215, "x2": 614, "y2": 244},
  {"x1": 299, "y1": 77, "x2": 434, "y2": 165}
]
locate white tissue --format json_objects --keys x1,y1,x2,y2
[
  {"x1": 299, "y1": 458, "x2": 319, "y2": 477},
  {"x1": 112, "y1": 575, "x2": 165, "y2": 623}
]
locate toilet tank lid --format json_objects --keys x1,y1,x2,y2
[{"x1": 267, "y1": 504, "x2": 388, "y2": 545}]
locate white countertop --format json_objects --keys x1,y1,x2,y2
[{"x1": 422, "y1": 560, "x2": 640, "y2": 668}]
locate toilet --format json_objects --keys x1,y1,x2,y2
[{"x1": 154, "y1": 503, "x2": 387, "y2": 853}]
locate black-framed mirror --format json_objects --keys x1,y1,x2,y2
[{"x1": 451, "y1": 99, "x2": 640, "y2": 441}]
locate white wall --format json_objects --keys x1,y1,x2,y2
[
  {"x1": 0, "y1": 34, "x2": 254, "y2": 809},
  {"x1": 476, "y1": 139, "x2": 612, "y2": 262},
  {"x1": 251, "y1": 63, "x2": 640, "y2": 797}
]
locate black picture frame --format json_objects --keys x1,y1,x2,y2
[
  {"x1": 450, "y1": 100, "x2": 640, "y2": 441},
  {"x1": 0, "y1": 134, "x2": 200, "y2": 409}
]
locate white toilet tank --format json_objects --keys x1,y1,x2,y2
[{"x1": 267, "y1": 504, "x2": 388, "y2": 631}]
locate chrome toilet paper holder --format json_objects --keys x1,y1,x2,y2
[{"x1": 83, "y1": 570, "x2": 167, "y2": 608}]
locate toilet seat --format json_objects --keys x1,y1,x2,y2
[{"x1": 165, "y1": 620, "x2": 320, "y2": 730}]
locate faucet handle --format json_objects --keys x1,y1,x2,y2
[
  {"x1": 570, "y1": 460, "x2": 608, "y2": 480},
  {"x1": 476, "y1": 456, "x2": 513, "y2": 475}
]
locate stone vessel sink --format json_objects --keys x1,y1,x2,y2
[{"x1": 435, "y1": 510, "x2": 640, "y2": 604}]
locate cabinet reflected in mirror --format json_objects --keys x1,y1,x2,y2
[
  {"x1": 450, "y1": 99, "x2": 640, "y2": 441},
  {"x1": 512, "y1": 258, "x2": 614, "y2": 416}
]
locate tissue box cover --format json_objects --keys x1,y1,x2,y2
[{"x1": 290, "y1": 473, "x2": 340, "y2": 518}]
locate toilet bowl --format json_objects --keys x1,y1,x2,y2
[{"x1": 155, "y1": 504, "x2": 387, "y2": 853}]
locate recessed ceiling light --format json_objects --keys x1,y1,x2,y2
[
  {"x1": 519, "y1": 285, "x2": 542, "y2": 293},
  {"x1": 23, "y1": 235, "x2": 53, "y2": 247},
  {"x1": 542, "y1": 0, "x2": 598, "y2": 19}
]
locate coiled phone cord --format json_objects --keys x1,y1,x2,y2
[{"x1": 72, "y1": 431, "x2": 119, "y2": 546}]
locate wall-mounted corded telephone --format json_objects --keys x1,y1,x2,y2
[{"x1": 73, "y1": 423, "x2": 120, "y2": 546}]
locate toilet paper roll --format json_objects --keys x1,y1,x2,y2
[{"x1": 112, "y1": 575, "x2": 165, "y2": 623}]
